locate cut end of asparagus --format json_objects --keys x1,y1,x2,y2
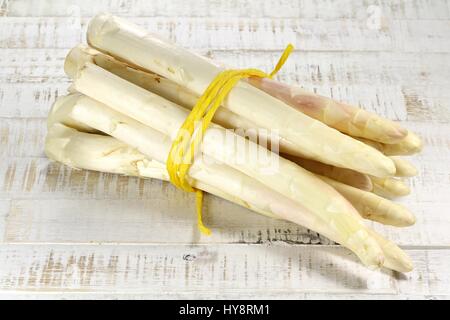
[
  {"x1": 64, "y1": 45, "x2": 94, "y2": 79},
  {"x1": 45, "y1": 124, "x2": 72, "y2": 164},
  {"x1": 87, "y1": 13, "x2": 116, "y2": 46},
  {"x1": 47, "y1": 93, "x2": 97, "y2": 133},
  {"x1": 46, "y1": 123, "x2": 163, "y2": 178}
]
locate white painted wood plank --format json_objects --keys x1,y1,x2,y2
[
  {"x1": 0, "y1": 244, "x2": 448, "y2": 297},
  {"x1": 3, "y1": 195, "x2": 449, "y2": 247},
  {"x1": 0, "y1": 83, "x2": 69, "y2": 118},
  {"x1": 392, "y1": 20, "x2": 450, "y2": 53},
  {"x1": 0, "y1": 119, "x2": 47, "y2": 158},
  {"x1": 0, "y1": 200, "x2": 10, "y2": 240},
  {"x1": 0, "y1": 0, "x2": 7, "y2": 17},
  {"x1": 4, "y1": 197, "x2": 332, "y2": 245},
  {"x1": 4, "y1": 0, "x2": 450, "y2": 20},
  {"x1": 0, "y1": 17, "x2": 390, "y2": 51},
  {"x1": 2, "y1": 292, "x2": 449, "y2": 300},
  {"x1": 3, "y1": 16, "x2": 448, "y2": 53},
  {"x1": 3, "y1": 49, "x2": 449, "y2": 87},
  {"x1": 1, "y1": 48, "x2": 449, "y2": 121}
]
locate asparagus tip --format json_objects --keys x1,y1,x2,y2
[{"x1": 389, "y1": 203, "x2": 416, "y2": 227}]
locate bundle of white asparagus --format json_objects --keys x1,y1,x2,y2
[{"x1": 45, "y1": 13, "x2": 423, "y2": 272}]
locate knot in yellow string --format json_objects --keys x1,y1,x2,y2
[{"x1": 166, "y1": 43, "x2": 294, "y2": 236}]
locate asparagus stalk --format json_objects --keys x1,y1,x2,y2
[
  {"x1": 49, "y1": 93, "x2": 387, "y2": 267},
  {"x1": 390, "y1": 156, "x2": 418, "y2": 177},
  {"x1": 282, "y1": 154, "x2": 373, "y2": 191},
  {"x1": 65, "y1": 45, "x2": 306, "y2": 158},
  {"x1": 65, "y1": 45, "x2": 417, "y2": 187},
  {"x1": 45, "y1": 123, "x2": 171, "y2": 181},
  {"x1": 357, "y1": 132, "x2": 423, "y2": 156},
  {"x1": 65, "y1": 45, "x2": 200, "y2": 112},
  {"x1": 318, "y1": 175, "x2": 415, "y2": 227},
  {"x1": 46, "y1": 123, "x2": 280, "y2": 218},
  {"x1": 366, "y1": 229, "x2": 413, "y2": 273},
  {"x1": 370, "y1": 177, "x2": 411, "y2": 198},
  {"x1": 45, "y1": 122, "x2": 412, "y2": 272},
  {"x1": 382, "y1": 132, "x2": 423, "y2": 156},
  {"x1": 47, "y1": 93, "x2": 98, "y2": 133},
  {"x1": 86, "y1": 13, "x2": 395, "y2": 178},
  {"x1": 248, "y1": 77, "x2": 408, "y2": 144}
]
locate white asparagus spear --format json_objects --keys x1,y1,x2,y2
[
  {"x1": 86, "y1": 13, "x2": 395, "y2": 178},
  {"x1": 357, "y1": 133, "x2": 423, "y2": 156},
  {"x1": 51, "y1": 92, "x2": 385, "y2": 268},
  {"x1": 282, "y1": 154, "x2": 373, "y2": 191},
  {"x1": 318, "y1": 175, "x2": 415, "y2": 227},
  {"x1": 65, "y1": 45, "x2": 200, "y2": 111},
  {"x1": 390, "y1": 156, "x2": 418, "y2": 177},
  {"x1": 370, "y1": 177, "x2": 411, "y2": 198},
  {"x1": 64, "y1": 45, "x2": 304, "y2": 158},
  {"x1": 248, "y1": 77, "x2": 408, "y2": 144},
  {"x1": 382, "y1": 132, "x2": 423, "y2": 156},
  {"x1": 45, "y1": 123, "x2": 412, "y2": 272},
  {"x1": 366, "y1": 230, "x2": 413, "y2": 273},
  {"x1": 47, "y1": 93, "x2": 97, "y2": 133},
  {"x1": 45, "y1": 123, "x2": 171, "y2": 181}
]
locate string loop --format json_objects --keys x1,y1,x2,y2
[{"x1": 166, "y1": 44, "x2": 294, "y2": 235}]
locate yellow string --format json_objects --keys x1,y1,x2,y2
[{"x1": 166, "y1": 43, "x2": 294, "y2": 236}]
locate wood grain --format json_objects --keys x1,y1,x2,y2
[
  {"x1": 3, "y1": 0, "x2": 450, "y2": 20},
  {"x1": 1, "y1": 48, "x2": 449, "y2": 120},
  {"x1": 0, "y1": 0, "x2": 449, "y2": 298},
  {"x1": 1, "y1": 16, "x2": 448, "y2": 53},
  {"x1": 0, "y1": 244, "x2": 449, "y2": 298},
  {"x1": 0, "y1": 200, "x2": 10, "y2": 240}
]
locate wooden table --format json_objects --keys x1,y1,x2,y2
[{"x1": 0, "y1": 0, "x2": 449, "y2": 299}]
